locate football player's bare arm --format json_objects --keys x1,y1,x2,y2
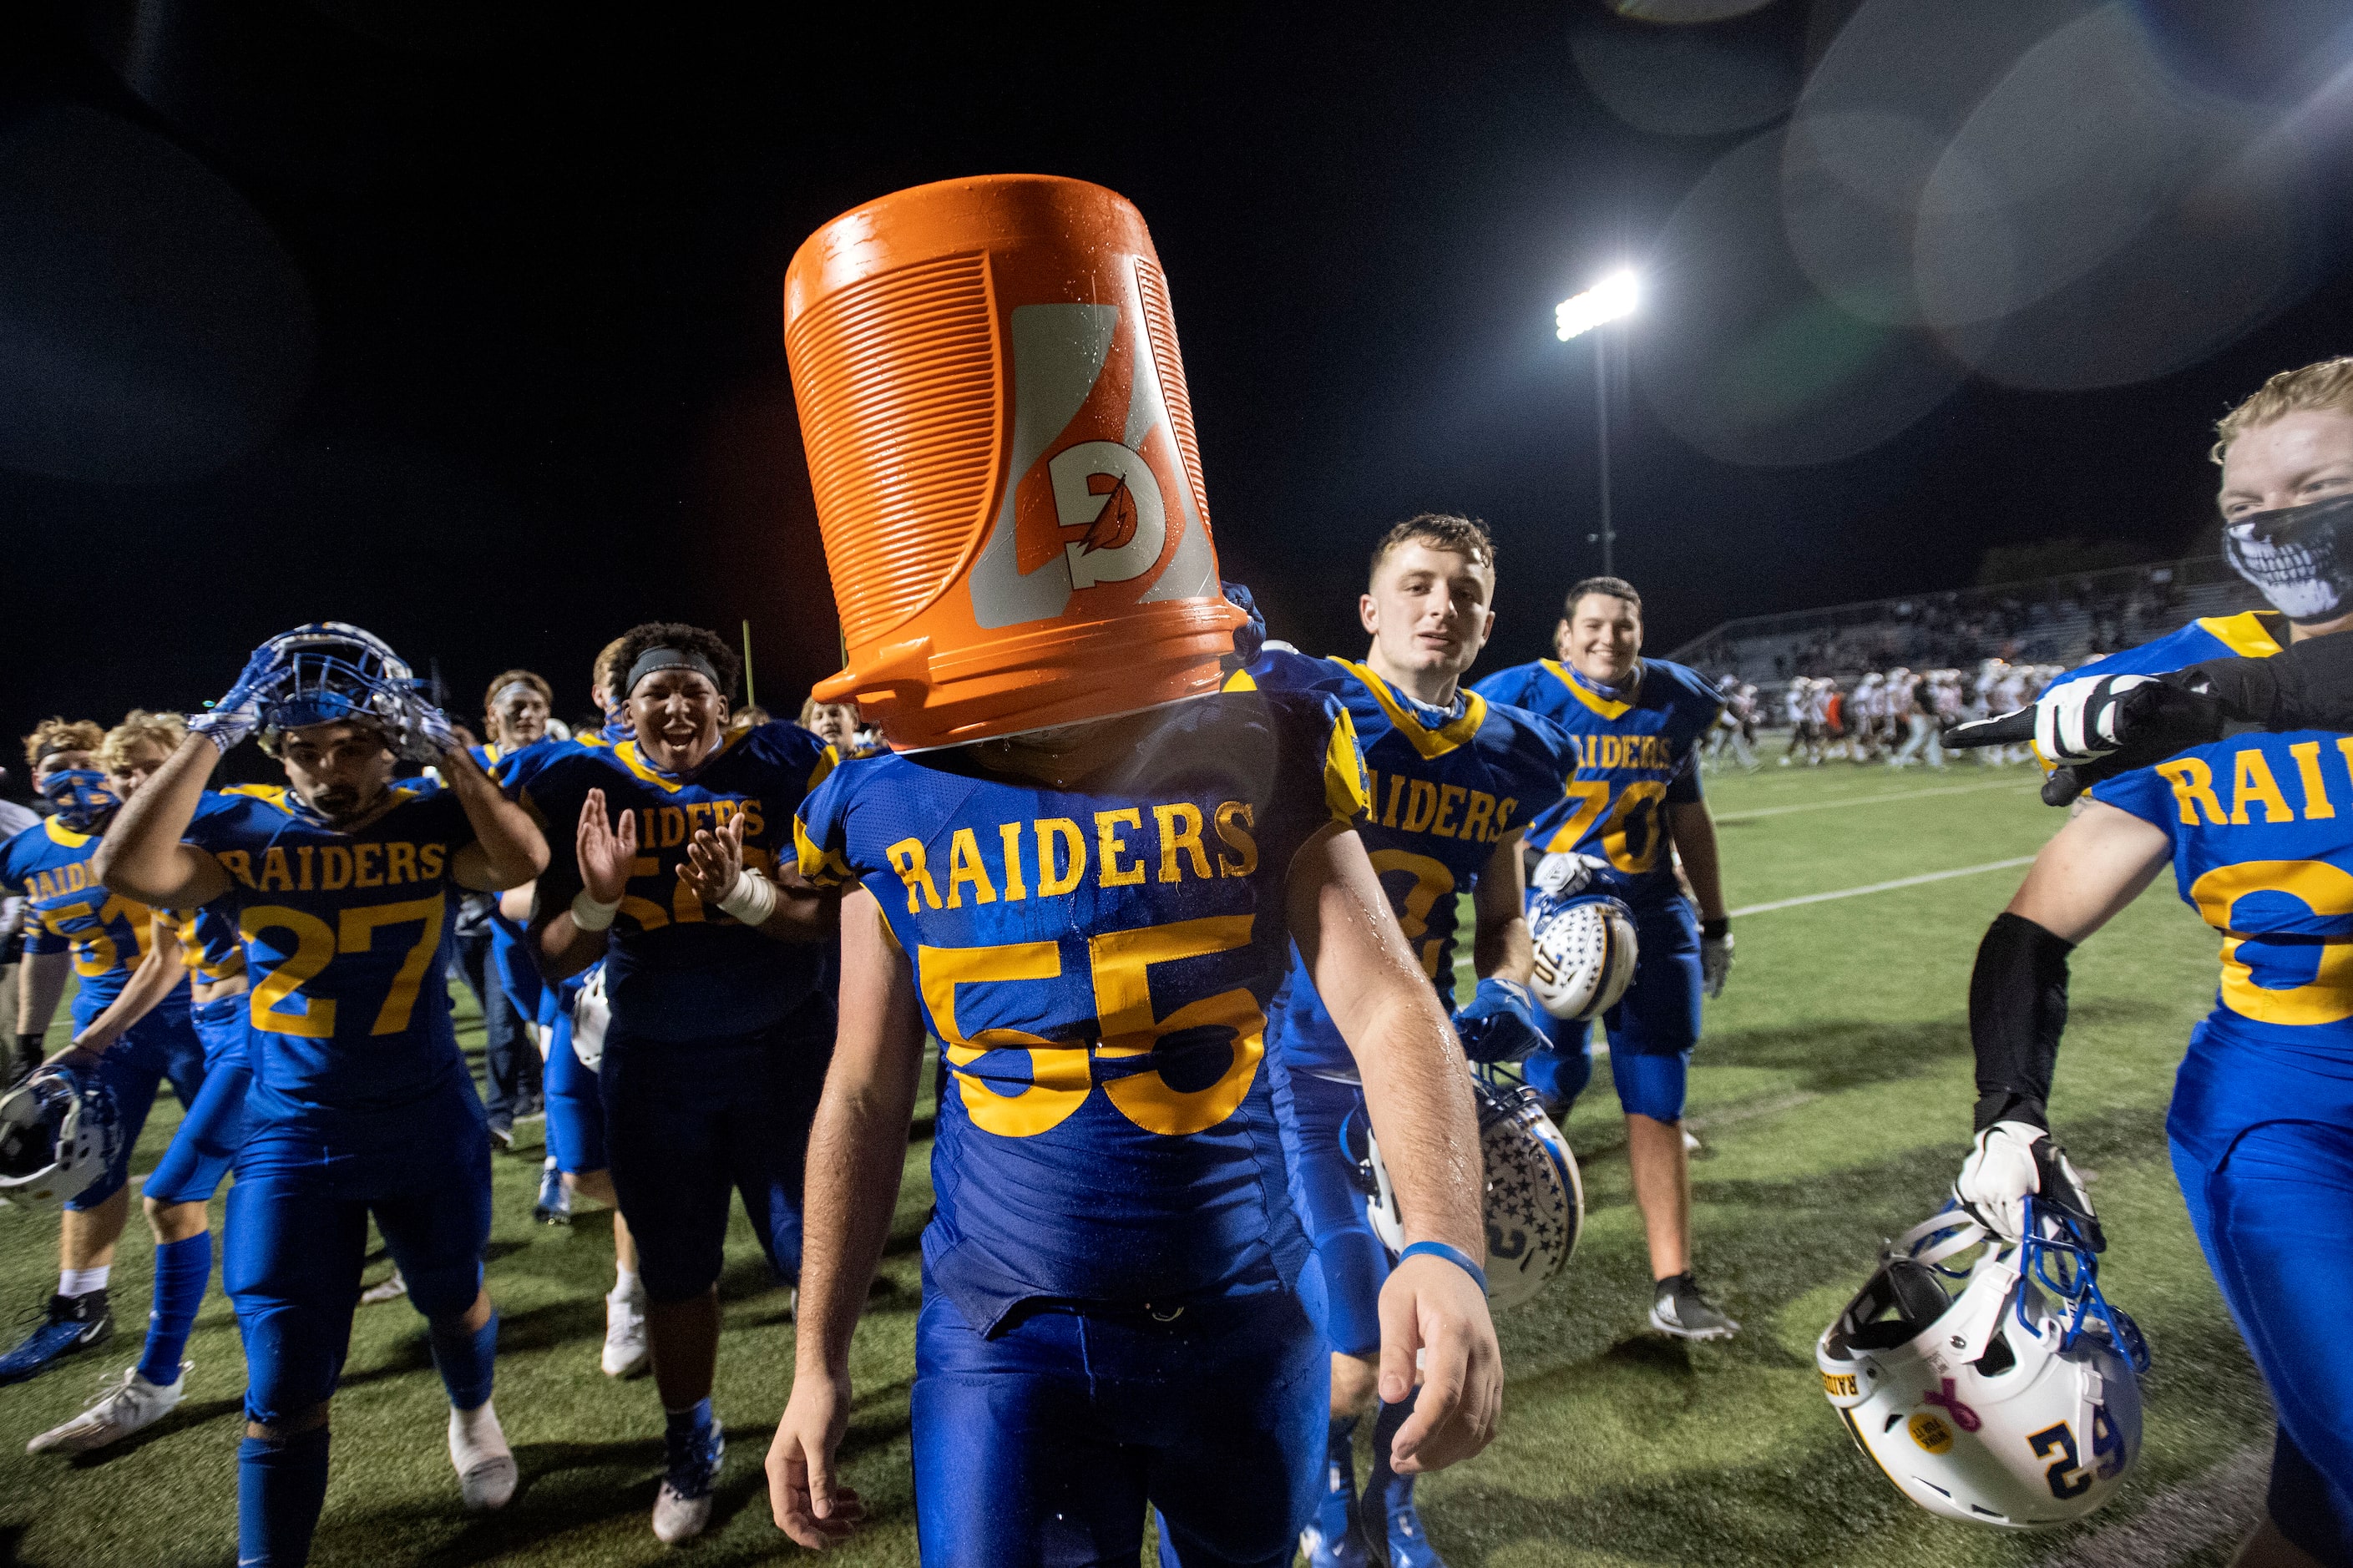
[
  {"x1": 1666, "y1": 801, "x2": 1728, "y2": 923},
  {"x1": 530, "y1": 790, "x2": 629, "y2": 981},
  {"x1": 1290, "y1": 821, "x2": 1501, "y2": 1474},
  {"x1": 2002, "y1": 801, "x2": 2170, "y2": 944},
  {"x1": 18, "y1": 950, "x2": 69, "y2": 1045},
  {"x1": 1471, "y1": 829, "x2": 1534, "y2": 984},
  {"x1": 90, "y1": 733, "x2": 229, "y2": 908},
  {"x1": 71, "y1": 915, "x2": 189, "y2": 1057},
  {"x1": 676, "y1": 811, "x2": 841, "y2": 943},
  {"x1": 766, "y1": 888, "x2": 908, "y2": 1550},
  {"x1": 442, "y1": 741, "x2": 549, "y2": 892}
]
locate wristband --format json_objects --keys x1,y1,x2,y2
[
  {"x1": 1701, "y1": 918, "x2": 1730, "y2": 943},
  {"x1": 716, "y1": 868, "x2": 778, "y2": 927},
  {"x1": 570, "y1": 889, "x2": 621, "y2": 933},
  {"x1": 1398, "y1": 1240, "x2": 1488, "y2": 1296}
]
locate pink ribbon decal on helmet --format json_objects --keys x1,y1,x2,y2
[{"x1": 1920, "y1": 1378, "x2": 1983, "y2": 1432}]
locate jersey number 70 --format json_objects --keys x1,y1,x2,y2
[{"x1": 1545, "y1": 779, "x2": 1670, "y2": 873}]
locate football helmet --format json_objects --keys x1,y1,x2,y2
[
  {"x1": 1528, "y1": 892, "x2": 1637, "y2": 1022},
  {"x1": 1817, "y1": 1201, "x2": 2147, "y2": 1530},
  {"x1": 570, "y1": 964, "x2": 610, "y2": 1074},
  {"x1": 255, "y1": 622, "x2": 443, "y2": 761},
  {"x1": 1361, "y1": 1076, "x2": 1583, "y2": 1308},
  {"x1": 0, "y1": 1065, "x2": 123, "y2": 1211}
]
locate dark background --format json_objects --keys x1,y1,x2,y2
[{"x1": 6, "y1": 1, "x2": 2350, "y2": 789}]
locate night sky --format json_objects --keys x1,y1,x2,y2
[{"x1": 7, "y1": 1, "x2": 2351, "y2": 791}]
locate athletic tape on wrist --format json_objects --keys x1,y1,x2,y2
[
  {"x1": 717, "y1": 868, "x2": 777, "y2": 927},
  {"x1": 1398, "y1": 1241, "x2": 1488, "y2": 1295},
  {"x1": 570, "y1": 889, "x2": 621, "y2": 932}
]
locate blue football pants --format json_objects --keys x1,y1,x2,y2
[
  {"x1": 543, "y1": 1002, "x2": 607, "y2": 1176},
  {"x1": 224, "y1": 1082, "x2": 491, "y2": 1426},
  {"x1": 142, "y1": 995, "x2": 252, "y2": 1206},
  {"x1": 2173, "y1": 1121, "x2": 2353, "y2": 1563},
  {"x1": 911, "y1": 1287, "x2": 1327, "y2": 1567},
  {"x1": 1272, "y1": 1063, "x2": 1389, "y2": 1358}
]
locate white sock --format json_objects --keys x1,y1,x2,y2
[
  {"x1": 612, "y1": 1267, "x2": 640, "y2": 1302},
  {"x1": 59, "y1": 1266, "x2": 110, "y2": 1297},
  {"x1": 449, "y1": 1399, "x2": 509, "y2": 1464}
]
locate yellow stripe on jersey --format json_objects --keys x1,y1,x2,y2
[
  {"x1": 2196, "y1": 611, "x2": 2287, "y2": 660},
  {"x1": 1323, "y1": 708, "x2": 1371, "y2": 825},
  {"x1": 1332, "y1": 660, "x2": 1487, "y2": 760},
  {"x1": 807, "y1": 746, "x2": 840, "y2": 795},
  {"x1": 1540, "y1": 658, "x2": 1631, "y2": 721},
  {"x1": 43, "y1": 817, "x2": 92, "y2": 848},
  {"x1": 1221, "y1": 667, "x2": 1258, "y2": 693},
  {"x1": 795, "y1": 815, "x2": 854, "y2": 888}
]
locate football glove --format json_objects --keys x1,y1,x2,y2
[
  {"x1": 395, "y1": 692, "x2": 461, "y2": 763},
  {"x1": 1700, "y1": 918, "x2": 1733, "y2": 999},
  {"x1": 1533, "y1": 851, "x2": 1612, "y2": 899},
  {"x1": 188, "y1": 645, "x2": 293, "y2": 754},
  {"x1": 1219, "y1": 580, "x2": 1266, "y2": 674},
  {"x1": 1955, "y1": 1120, "x2": 2104, "y2": 1248},
  {"x1": 1451, "y1": 977, "x2": 1548, "y2": 1065},
  {"x1": 1944, "y1": 674, "x2": 2228, "y2": 806}
]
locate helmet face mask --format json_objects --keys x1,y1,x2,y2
[
  {"x1": 1818, "y1": 1203, "x2": 2146, "y2": 1530},
  {"x1": 0, "y1": 1067, "x2": 122, "y2": 1211},
  {"x1": 256, "y1": 623, "x2": 420, "y2": 756}
]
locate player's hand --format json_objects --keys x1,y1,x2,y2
[
  {"x1": 1376, "y1": 1251, "x2": 1502, "y2": 1474},
  {"x1": 678, "y1": 812, "x2": 747, "y2": 907},
  {"x1": 1533, "y1": 851, "x2": 1610, "y2": 899},
  {"x1": 1220, "y1": 580, "x2": 1266, "y2": 674},
  {"x1": 188, "y1": 649, "x2": 294, "y2": 755},
  {"x1": 1700, "y1": 919, "x2": 1733, "y2": 999},
  {"x1": 1955, "y1": 1120, "x2": 2103, "y2": 1248},
  {"x1": 1945, "y1": 675, "x2": 2227, "y2": 806},
  {"x1": 575, "y1": 789, "x2": 636, "y2": 906},
  {"x1": 767, "y1": 1369, "x2": 867, "y2": 1549},
  {"x1": 1451, "y1": 978, "x2": 1547, "y2": 1065},
  {"x1": 395, "y1": 694, "x2": 463, "y2": 763}
]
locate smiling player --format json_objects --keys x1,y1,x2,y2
[
  {"x1": 1230, "y1": 515, "x2": 1568, "y2": 1568},
  {"x1": 1475, "y1": 577, "x2": 1738, "y2": 1341},
  {"x1": 94, "y1": 624, "x2": 547, "y2": 1568}
]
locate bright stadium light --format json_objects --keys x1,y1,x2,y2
[{"x1": 1556, "y1": 269, "x2": 1639, "y2": 341}]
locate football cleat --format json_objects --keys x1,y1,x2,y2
[
  {"x1": 26, "y1": 1360, "x2": 187, "y2": 1454},
  {"x1": 1818, "y1": 1202, "x2": 2145, "y2": 1529},
  {"x1": 602, "y1": 1287, "x2": 649, "y2": 1378},
  {"x1": 534, "y1": 1160, "x2": 571, "y2": 1226},
  {"x1": 1650, "y1": 1274, "x2": 1740, "y2": 1341},
  {"x1": 1386, "y1": 1505, "x2": 1450, "y2": 1568},
  {"x1": 359, "y1": 1269, "x2": 407, "y2": 1306},
  {"x1": 653, "y1": 1424, "x2": 724, "y2": 1544},
  {"x1": 449, "y1": 1402, "x2": 518, "y2": 1512},
  {"x1": 1300, "y1": 1524, "x2": 1374, "y2": 1568},
  {"x1": 0, "y1": 1292, "x2": 114, "y2": 1384}
]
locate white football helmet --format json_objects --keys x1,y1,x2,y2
[
  {"x1": 569, "y1": 963, "x2": 610, "y2": 1073},
  {"x1": 1362, "y1": 1076, "x2": 1583, "y2": 1308},
  {"x1": 1817, "y1": 1202, "x2": 2147, "y2": 1530},
  {"x1": 0, "y1": 1066, "x2": 123, "y2": 1211},
  {"x1": 1529, "y1": 893, "x2": 1637, "y2": 1021}
]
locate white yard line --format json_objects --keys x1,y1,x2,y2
[
  {"x1": 1730, "y1": 856, "x2": 2037, "y2": 918},
  {"x1": 2037, "y1": 1443, "x2": 2267, "y2": 1567},
  {"x1": 1714, "y1": 779, "x2": 2027, "y2": 822}
]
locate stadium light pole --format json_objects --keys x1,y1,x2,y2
[{"x1": 1556, "y1": 269, "x2": 1639, "y2": 578}]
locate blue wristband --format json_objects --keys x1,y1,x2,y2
[{"x1": 1397, "y1": 1241, "x2": 1488, "y2": 1296}]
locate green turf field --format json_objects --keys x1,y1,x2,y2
[{"x1": 0, "y1": 761, "x2": 2274, "y2": 1566}]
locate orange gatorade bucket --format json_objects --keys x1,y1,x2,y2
[{"x1": 783, "y1": 175, "x2": 1247, "y2": 751}]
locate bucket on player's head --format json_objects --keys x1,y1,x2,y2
[{"x1": 782, "y1": 175, "x2": 1247, "y2": 752}]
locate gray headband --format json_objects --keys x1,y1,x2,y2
[{"x1": 625, "y1": 647, "x2": 721, "y2": 698}]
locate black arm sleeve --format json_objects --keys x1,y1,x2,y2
[
  {"x1": 1968, "y1": 911, "x2": 2075, "y2": 1132},
  {"x1": 2180, "y1": 629, "x2": 2353, "y2": 732}
]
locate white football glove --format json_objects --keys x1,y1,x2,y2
[
  {"x1": 397, "y1": 694, "x2": 461, "y2": 763},
  {"x1": 2032, "y1": 674, "x2": 2162, "y2": 766},
  {"x1": 1955, "y1": 1120, "x2": 2101, "y2": 1244},
  {"x1": 1700, "y1": 926, "x2": 1733, "y2": 999},
  {"x1": 1534, "y1": 851, "x2": 1612, "y2": 899}
]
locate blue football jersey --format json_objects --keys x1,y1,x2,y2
[
  {"x1": 2093, "y1": 718, "x2": 2353, "y2": 1163},
  {"x1": 514, "y1": 723, "x2": 837, "y2": 1043},
  {"x1": 794, "y1": 689, "x2": 1370, "y2": 1331},
  {"x1": 2044, "y1": 610, "x2": 2285, "y2": 691},
  {"x1": 1472, "y1": 656, "x2": 1724, "y2": 913},
  {"x1": 0, "y1": 817, "x2": 166, "y2": 1012},
  {"x1": 170, "y1": 903, "x2": 247, "y2": 986},
  {"x1": 1232, "y1": 650, "x2": 1573, "y2": 1077},
  {"x1": 179, "y1": 782, "x2": 476, "y2": 1122}
]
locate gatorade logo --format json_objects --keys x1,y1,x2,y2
[{"x1": 969, "y1": 287, "x2": 1214, "y2": 629}]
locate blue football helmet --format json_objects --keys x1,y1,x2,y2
[
  {"x1": 251, "y1": 622, "x2": 448, "y2": 760},
  {"x1": 0, "y1": 1064, "x2": 123, "y2": 1211}
]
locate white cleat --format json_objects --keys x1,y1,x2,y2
[
  {"x1": 27, "y1": 1362, "x2": 189, "y2": 1454},
  {"x1": 653, "y1": 1426, "x2": 724, "y2": 1545},
  {"x1": 449, "y1": 1401, "x2": 518, "y2": 1512},
  {"x1": 653, "y1": 1481, "x2": 714, "y2": 1545},
  {"x1": 602, "y1": 1288, "x2": 649, "y2": 1378},
  {"x1": 360, "y1": 1269, "x2": 407, "y2": 1306}
]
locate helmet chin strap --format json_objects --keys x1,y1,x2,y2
[{"x1": 2224, "y1": 490, "x2": 2353, "y2": 624}]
